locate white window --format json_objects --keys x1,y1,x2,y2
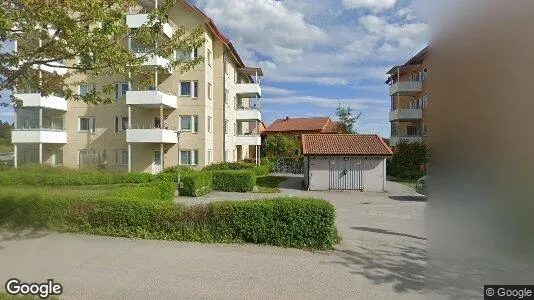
[
  {"x1": 422, "y1": 124, "x2": 428, "y2": 136},
  {"x1": 207, "y1": 149, "x2": 212, "y2": 164},
  {"x1": 224, "y1": 89, "x2": 229, "y2": 105},
  {"x1": 115, "y1": 83, "x2": 129, "y2": 100},
  {"x1": 192, "y1": 115, "x2": 199, "y2": 133},
  {"x1": 234, "y1": 70, "x2": 238, "y2": 84},
  {"x1": 418, "y1": 98, "x2": 422, "y2": 109},
  {"x1": 224, "y1": 120, "x2": 228, "y2": 134},
  {"x1": 192, "y1": 81, "x2": 198, "y2": 98},
  {"x1": 78, "y1": 149, "x2": 97, "y2": 165},
  {"x1": 114, "y1": 117, "x2": 128, "y2": 132},
  {"x1": 180, "y1": 115, "x2": 191, "y2": 131},
  {"x1": 208, "y1": 83, "x2": 212, "y2": 100},
  {"x1": 114, "y1": 149, "x2": 129, "y2": 165},
  {"x1": 207, "y1": 116, "x2": 212, "y2": 132},
  {"x1": 192, "y1": 150, "x2": 199, "y2": 165},
  {"x1": 422, "y1": 67, "x2": 429, "y2": 81},
  {"x1": 54, "y1": 150, "x2": 63, "y2": 166},
  {"x1": 79, "y1": 84, "x2": 94, "y2": 97},
  {"x1": 192, "y1": 48, "x2": 198, "y2": 59},
  {"x1": 224, "y1": 60, "x2": 229, "y2": 74},
  {"x1": 207, "y1": 49, "x2": 212, "y2": 66},
  {"x1": 180, "y1": 150, "x2": 191, "y2": 165},
  {"x1": 78, "y1": 117, "x2": 96, "y2": 133},
  {"x1": 175, "y1": 50, "x2": 189, "y2": 60},
  {"x1": 422, "y1": 95, "x2": 428, "y2": 108},
  {"x1": 180, "y1": 81, "x2": 191, "y2": 96}
]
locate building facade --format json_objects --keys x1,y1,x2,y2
[
  {"x1": 386, "y1": 46, "x2": 429, "y2": 150},
  {"x1": 11, "y1": 0, "x2": 263, "y2": 173}
]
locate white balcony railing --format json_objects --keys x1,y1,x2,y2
[
  {"x1": 389, "y1": 136, "x2": 422, "y2": 146},
  {"x1": 236, "y1": 83, "x2": 262, "y2": 98},
  {"x1": 236, "y1": 109, "x2": 261, "y2": 121},
  {"x1": 12, "y1": 128, "x2": 67, "y2": 144},
  {"x1": 126, "y1": 90, "x2": 177, "y2": 109},
  {"x1": 389, "y1": 81, "x2": 422, "y2": 96},
  {"x1": 132, "y1": 52, "x2": 172, "y2": 71},
  {"x1": 235, "y1": 134, "x2": 261, "y2": 146},
  {"x1": 13, "y1": 93, "x2": 67, "y2": 111},
  {"x1": 126, "y1": 13, "x2": 173, "y2": 38},
  {"x1": 126, "y1": 128, "x2": 177, "y2": 144},
  {"x1": 389, "y1": 108, "x2": 422, "y2": 121}
]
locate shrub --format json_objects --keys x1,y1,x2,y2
[
  {"x1": 180, "y1": 172, "x2": 213, "y2": 197},
  {"x1": 211, "y1": 170, "x2": 256, "y2": 192},
  {"x1": 108, "y1": 181, "x2": 176, "y2": 202},
  {"x1": 0, "y1": 193, "x2": 339, "y2": 250},
  {"x1": 387, "y1": 140, "x2": 428, "y2": 179},
  {"x1": 203, "y1": 162, "x2": 255, "y2": 171}
]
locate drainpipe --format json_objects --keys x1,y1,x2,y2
[{"x1": 222, "y1": 49, "x2": 232, "y2": 162}]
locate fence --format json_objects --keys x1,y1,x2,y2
[{"x1": 270, "y1": 157, "x2": 304, "y2": 174}]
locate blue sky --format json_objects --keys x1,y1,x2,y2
[{"x1": 0, "y1": 0, "x2": 430, "y2": 137}]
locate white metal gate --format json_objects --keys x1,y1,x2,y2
[{"x1": 329, "y1": 157, "x2": 363, "y2": 190}]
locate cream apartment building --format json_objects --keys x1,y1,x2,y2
[
  {"x1": 11, "y1": 0, "x2": 263, "y2": 173},
  {"x1": 385, "y1": 46, "x2": 429, "y2": 151}
]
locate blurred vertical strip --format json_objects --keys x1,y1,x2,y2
[{"x1": 418, "y1": 0, "x2": 534, "y2": 297}]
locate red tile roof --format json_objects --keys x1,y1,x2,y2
[
  {"x1": 321, "y1": 120, "x2": 339, "y2": 133},
  {"x1": 302, "y1": 134, "x2": 393, "y2": 156},
  {"x1": 265, "y1": 117, "x2": 336, "y2": 132}
]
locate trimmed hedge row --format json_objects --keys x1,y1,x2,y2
[
  {"x1": 0, "y1": 166, "x2": 154, "y2": 186},
  {"x1": 211, "y1": 170, "x2": 256, "y2": 192},
  {"x1": 180, "y1": 172, "x2": 213, "y2": 197},
  {"x1": 0, "y1": 193, "x2": 339, "y2": 250}
]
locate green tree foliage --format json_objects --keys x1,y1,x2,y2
[
  {"x1": 334, "y1": 103, "x2": 362, "y2": 133},
  {"x1": 265, "y1": 134, "x2": 299, "y2": 157},
  {"x1": 0, "y1": 0, "x2": 204, "y2": 105},
  {"x1": 387, "y1": 140, "x2": 429, "y2": 179},
  {"x1": 0, "y1": 121, "x2": 12, "y2": 142}
]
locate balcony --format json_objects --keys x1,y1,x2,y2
[
  {"x1": 389, "y1": 81, "x2": 422, "y2": 96},
  {"x1": 13, "y1": 93, "x2": 67, "y2": 111},
  {"x1": 126, "y1": 128, "x2": 177, "y2": 144},
  {"x1": 389, "y1": 108, "x2": 422, "y2": 121},
  {"x1": 235, "y1": 134, "x2": 261, "y2": 146},
  {"x1": 133, "y1": 52, "x2": 172, "y2": 71},
  {"x1": 12, "y1": 128, "x2": 67, "y2": 144},
  {"x1": 126, "y1": 12, "x2": 173, "y2": 38},
  {"x1": 126, "y1": 90, "x2": 177, "y2": 109},
  {"x1": 389, "y1": 136, "x2": 422, "y2": 147},
  {"x1": 236, "y1": 109, "x2": 261, "y2": 121},
  {"x1": 236, "y1": 83, "x2": 261, "y2": 98}
]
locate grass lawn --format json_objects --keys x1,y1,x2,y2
[
  {"x1": 254, "y1": 176, "x2": 288, "y2": 193},
  {"x1": 0, "y1": 184, "x2": 140, "y2": 198},
  {"x1": 387, "y1": 176, "x2": 417, "y2": 189}
]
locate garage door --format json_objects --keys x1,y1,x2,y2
[{"x1": 329, "y1": 157, "x2": 363, "y2": 190}]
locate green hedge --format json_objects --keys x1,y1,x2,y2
[
  {"x1": 108, "y1": 181, "x2": 176, "y2": 202},
  {"x1": 180, "y1": 172, "x2": 213, "y2": 197},
  {"x1": 211, "y1": 170, "x2": 256, "y2": 192},
  {"x1": 0, "y1": 193, "x2": 339, "y2": 250},
  {"x1": 0, "y1": 165, "x2": 155, "y2": 186},
  {"x1": 204, "y1": 162, "x2": 271, "y2": 177}
]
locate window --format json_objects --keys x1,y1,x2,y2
[
  {"x1": 192, "y1": 81, "x2": 198, "y2": 98},
  {"x1": 180, "y1": 115, "x2": 191, "y2": 131},
  {"x1": 193, "y1": 150, "x2": 199, "y2": 165},
  {"x1": 78, "y1": 117, "x2": 96, "y2": 133},
  {"x1": 422, "y1": 95, "x2": 428, "y2": 108},
  {"x1": 207, "y1": 149, "x2": 212, "y2": 164},
  {"x1": 114, "y1": 149, "x2": 129, "y2": 165},
  {"x1": 78, "y1": 149, "x2": 97, "y2": 165},
  {"x1": 234, "y1": 70, "x2": 238, "y2": 84},
  {"x1": 407, "y1": 126, "x2": 418, "y2": 136},
  {"x1": 207, "y1": 116, "x2": 212, "y2": 132},
  {"x1": 180, "y1": 150, "x2": 191, "y2": 165},
  {"x1": 422, "y1": 124, "x2": 428, "y2": 136},
  {"x1": 207, "y1": 49, "x2": 212, "y2": 66},
  {"x1": 192, "y1": 115, "x2": 199, "y2": 133},
  {"x1": 114, "y1": 117, "x2": 128, "y2": 132},
  {"x1": 115, "y1": 83, "x2": 129, "y2": 100},
  {"x1": 224, "y1": 60, "x2": 228, "y2": 74},
  {"x1": 422, "y1": 67, "x2": 429, "y2": 81},
  {"x1": 54, "y1": 150, "x2": 63, "y2": 166},
  {"x1": 224, "y1": 150, "x2": 228, "y2": 161},
  {"x1": 180, "y1": 81, "x2": 191, "y2": 96},
  {"x1": 175, "y1": 50, "x2": 189, "y2": 60},
  {"x1": 192, "y1": 48, "x2": 198, "y2": 59},
  {"x1": 418, "y1": 97, "x2": 422, "y2": 109},
  {"x1": 208, "y1": 83, "x2": 212, "y2": 100},
  {"x1": 79, "y1": 84, "x2": 94, "y2": 97},
  {"x1": 224, "y1": 89, "x2": 229, "y2": 105},
  {"x1": 224, "y1": 120, "x2": 228, "y2": 134}
]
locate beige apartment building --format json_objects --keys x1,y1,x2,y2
[
  {"x1": 11, "y1": 0, "x2": 263, "y2": 173},
  {"x1": 385, "y1": 46, "x2": 429, "y2": 151}
]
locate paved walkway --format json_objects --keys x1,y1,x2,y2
[{"x1": 0, "y1": 176, "x2": 427, "y2": 299}]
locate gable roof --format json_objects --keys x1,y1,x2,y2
[
  {"x1": 301, "y1": 134, "x2": 393, "y2": 156},
  {"x1": 265, "y1": 117, "x2": 335, "y2": 132}
]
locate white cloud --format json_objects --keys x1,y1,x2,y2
[
  {"x1": 262, "y1": 86, "x2": 296, "y2": 96},
  {"x1": 265, "y1": 95, "x2": 377, "y2": 109},
  {"x1": 342, "y1": 0, "x2": 397, "y2": 11}
]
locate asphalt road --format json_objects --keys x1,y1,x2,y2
[{"x1": 0, "y1": 177, "x2": 426, "y2": 299}]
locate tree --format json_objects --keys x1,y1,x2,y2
[
  {"x1": 0, "y1": 0, "x2": 204, "y2": 106},
  {"x1": 334, "y1": 103, "x2": 361, "y2": 133},
  {"x1": 387, "y1": 140, "x2": 429, "y2": 179},
  {"x1": 265, "y1": 134, "x2": 299, "y2": 157}
]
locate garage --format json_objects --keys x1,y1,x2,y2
[{"x1": 302, "y1": 134, "x2": 393, "y2": 192}]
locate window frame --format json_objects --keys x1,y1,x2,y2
[
  {"x1": 114, "y1": 149, "x2": 129, "y2": 166},
  {"x1": 192, "y1": 81, "x2": 198, "y2": 98},
  {"x1": 192, "y1": 115, "x2": 199, "y2": 133},
  {"x1": 224, "y1": 119, "x2": 228, "y2": 134},
  {"x1": 207, "y1": 116, "x2": 212, "y2": 132},
  {"x1": 79, "y1": 84, "x2": 95, "y2": 97},
  {"x1": 179, "y1": 115, "x2": 192, "y2": 131},
  {"x1": 78, "y1": 117, "x2": 96, "y2": 133},
  {"x1": 114, "y1": 116, "x2": 128, "y2": 132},
  {"x1": 207, "y1": 49, "x2": 212, "y2": 66},
  {"x1": 207, "y1": 83, "x2": 212, "y2": 100},
  {"x1": 115, "y1": 83, "x2": 129, "y2": 100},
  {"x1": 180, "y1": 150, "x2": 191, "y2": 165},
  {"x1": 179, "y1": 81, "x2": 192, "y2": 97},
  {"x1": 422, "y1": 124, "x2": 428, "y2": 136},
  {"x1": 54, "y1": 150, "x2": 63, "y2": 166}
]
